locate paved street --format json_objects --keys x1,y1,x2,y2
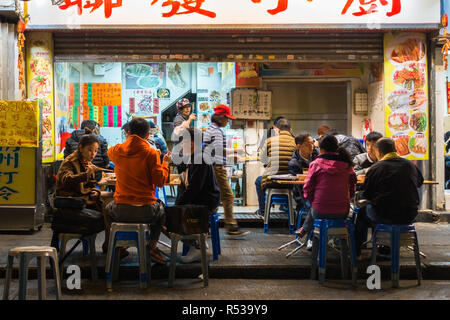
[{"x1": 1, "y1": 279, "x2": 450, "y2": 300}]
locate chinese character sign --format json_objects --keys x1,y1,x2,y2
[
  {"x1": 384, "y1": 33, "x2": 429, "y2": 160},
  {"x1": 0, "y1": 101, "x2": 39, "y2": 148},
  {"x1": 0, "y1": 147, "x2": 35, "y2": 205},
  {"x1": 26, "y1": 32, "x2": 55, "y2": 163},
  {"x1": 26, "y1": 0, "x2": 439, "y2": 26}
]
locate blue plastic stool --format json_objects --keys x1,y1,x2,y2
[
  {"x1": 182, "y1": 212, "x2": 221, "y2": 261},
  {"x1": 371, "y1": 224, "x2": 421, "y2": 288},
  {"x1": 105, "y1": 223, "x2": 151, "y2": 289},
  {"x1": 264, "y1": 188, "x2": 295, "y2": 234},
  {"x1": 311, "y1": 218, "x2": 358, "y2": 286}
]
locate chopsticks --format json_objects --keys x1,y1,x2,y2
[{"x1": 97, "y1": 168, "x2": 114, "y2": 172}]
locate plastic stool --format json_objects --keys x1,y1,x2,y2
[
  {"x1": 182, "y1": 212, "x2": 221, "y2": 261},
  {"x1": 57, "y1": 233, "x2": 98, "y2": 282},
  {"x1": 264, "y1": 188, "x2": 295, "y2": 234},
  {"x1": 310, "y1": 218, "x2": 358, "y2": 286},
  {"x1": 169, "y1": 233, "x2": 208, "y2": 288},
  {"x1": 371, "y1": 224, "x2": 421, "y2": 288},
  {"x1": 105, "y1": 223, "x2": 151, "y2": 289},
  {"x1": 3, "y1": 246, "x2": 62, "y2": 300}
]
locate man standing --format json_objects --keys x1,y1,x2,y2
[
  {"x1": 204, "y1": 105, "x2": 249, "y2": 238},
  {"x1": 353, "y1": 131, "x2": 383, "y2": 176},
  {"x1": 105, "y1": 118, "x2": 171, "y2": 264},
  {"x1": 354, "y1": 138, "x2": 424, "y2": 257}
]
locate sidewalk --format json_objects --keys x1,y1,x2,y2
[{"x1": 0, "y1": 222, "x2": 449, "y2": 281}]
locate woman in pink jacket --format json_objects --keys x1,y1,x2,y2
[{"x1": 295, "y1": 134, "x2": 357, "y2": 238}]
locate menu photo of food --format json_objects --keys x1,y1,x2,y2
[
  {"x1": 30, "y1": 75, "x2": 51, "y2": 97},
  {"x1": 199, "y1": 113, "x2": 211, "y2": 124},
  {"x1": 388, "y1": 36, "x2": 426, "y2": 64},
  {"x1": 388, "y1": 113, "x2": 409, "y2": 133},
  {"x1": 392, "y1": 134, "x2": 410, "y2": 157},
  {"x1": 387, "y1": 90, "x2": 410, "y2": 112},
  {"x1": 30, "y1": 56, "x2": 51, "y2": 76},
  {"x1": 42, "y1": 116, "x2": 52, "y2": 135},
  {"x1": 409, "y1": 89, "x2": 427, "y2": 111},
  {"x1": 408, "y1": 133, "x2": 427, "y2": 157},
  {"x1": 393, "y1": 63, "x2": 426, "y2": 90},
  {"x1": 157, "y1": 88, "x2": 170, "y2": 99},
  {"x1": 199, "y1": 102, "x2": 210, "y2": 112},
  {"x1": 409, "y1": 112, "x2": 427, "y2": 133},
  {"x1": 210, "y1": 90, "x2": 221, "y2": 102}
]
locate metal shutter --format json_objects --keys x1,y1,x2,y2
[{"x1": 52, "y1": 31, "x2": 384, "y2": 62}]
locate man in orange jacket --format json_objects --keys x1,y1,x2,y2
[{"x1": 105, "y1": 117, "x2": 172, "y2": 264}]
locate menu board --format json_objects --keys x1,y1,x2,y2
[
  {"x1": 81, "y1": 83, "x2": 122, "y2": 127},
  {"x1": 231, "y1": 88, "x2": 271, "y2": 120},
  {"x1": 0, "y1": 101, "x2": 39, "y2": 148},
  {"x1": 384, "y1": 33, "x2": 429, "y2": 160},
  {"x1": 26, "y1": 32, "x2": 55, "y2": 162}
]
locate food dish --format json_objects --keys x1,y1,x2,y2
[
  {"x1": 157, "y1": 88, "x2": 170, "y2": 99},
  {"x1": 210, "y1": 90, "x2": 221, "y2": 102},
  {"x1": 137, "y1": 75, "x2": 162, "y2": 89},
  {"x1": 393, "y1": 63, "x2": 425, "y2": 90},
  {"x1": 409, "y1": 89, "x2": 427, "y2": 111},
  {"x1": 387, "y1": 91, "x2": 409, "y2": 111},
  {"x1": 199, "y1": 102, "x2": 210, "y2": 112},
  {"x1": 30, "y1": 57, "x2": 51, "y2": 75},
  {"x1": 409, "y1": 134, "x2": 427, "y2": 156},
  {"x1": 42, "y1": 116, "x2": 52, "y2": 135},
  {"x1": 125, "y1": 64, "x2": 152, "y2": 78},
  {"x1": 393, "y1": 135, "x2": 410, "y2": 156},
  {"x1": 388, "y1": 113, "x2": 409, "y2": 132},
  {"x1": 390, "y1": 38, "x2": 426, "y2": 64},
  {"x1": 409, "y1": 112, "x2": 427, "y2": 132},
  {"x1": 200, "y1": 113, "x2": 211, "y2": 124}
]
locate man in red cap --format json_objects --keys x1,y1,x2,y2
[{"x1": 203, "y1": 105, "x2": 250, "y2": 238}]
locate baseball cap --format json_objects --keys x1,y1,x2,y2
[
  {"x1": 213, "y1": 104, "x2": 235, "y2": 119},
  {"x1": 176, "y1": 98, "x2": 191, "y2": 110}
]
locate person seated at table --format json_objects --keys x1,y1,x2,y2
[
  {"x1": 314, "y1": 125, "x2": 331, "y2": 147},
  {"x1": 295, "y1": 134, "x2": 357, "y2": 239},
  {"x1": 255, "y1": 118, "x2": 296, "y2": 218},
  {"x1": 64, "y1": 120, "x2": 110, "y2": 181},
  {"x1": 121, "y1": 122, "x2": 131, "y2": 140},
  {"x1": 175, "y1": 128, "x2": 221, "y2": 263},
  {"x1": 105, "y1": 118, "x2": 171, "y2": 265},
  {"x1": 353, "y1": 131, "x2": 383, "y2": 176},
  {"x1": 325, "y1": 128, "x2": 366, "y2": 161},
  {"x1": 288, "y1": 132, "x2": 319, "y2": 211},
  {"x1": 149, "y1": 120, "x2": 168, "y2": 158},
  {"x1": 354, "y1": 138, "x2": 424, "y2": 258},
  {"x1": 55, "y1": 134, "x2": 104, "y2": 213}
]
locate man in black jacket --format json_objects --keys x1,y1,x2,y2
[
  {"x1": 64, "y1": 120, "x2": 109, "y2": 180},
  {"x1": 175, "y1": 127, "x2": 221, "y2": 263},
  {"x1": 288, "y1": 132, "x2": 318, "y2": 210},
  {"x1": 355, "y1": 138, "x2": 424, "y2": 257}
]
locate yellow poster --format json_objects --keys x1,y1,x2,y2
[
  {"x1": 0, "y1": 101, "x2": 39, "y2": 147},
  {"x1": 0, "y1": 147, "x2": 35, "y2": 205},
  {"x1": 26, "y1": 32, "x2": 55, "y2": 163},
  {"x1": 384, "y1": 33, "x2": 429, "y2": 160}
]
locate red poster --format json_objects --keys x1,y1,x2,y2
[
  {"x1": 448, "y1": 81, "x2": 450, "y2": 115},
  {"x1": 235, "y1": 62, "x2": 260, "y2": 88}
]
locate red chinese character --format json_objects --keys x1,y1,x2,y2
[
  {"x1": 250, "y1": 0, "x2": 288, "y2": 15},
  {"x1": 59, "y1": 0, "x2": 122, "y2": 19},
  {"x1": 151, "y1": 0, "x2": 216, "y2": 18},
  {"x1": 342, "y1": 0, "x2": 401, "y2": 17}
]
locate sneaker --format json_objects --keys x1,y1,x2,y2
[
  {"x1": 306, "y1": 239, "x2": 313, "y2": 252},
  {"x1": 150, "y1": 249, "x2": 168, "y2": 265},
  {"x1": 180, "y1": 246, "x2": 202, "y2": 263},
  {"x1": 226, "y1": 227, "x2": 250, "y2": 239},
  {"x1": 153, "y1": 247, "x2": 170, "y2": 260},
  {"x1": 254, "y1": 210, "x2": 264, "y2": 219}
]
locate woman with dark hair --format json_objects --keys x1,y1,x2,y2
[
  {"x1": 295, "y1": 134, "x2": 357, "y2": 238},
  {"x1": 55, "y1": 134, "x2": 103, "y2": 212}
]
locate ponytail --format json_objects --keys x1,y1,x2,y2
[{"x1": 337, "y1": 147, "x2": 353, "y2": 166}]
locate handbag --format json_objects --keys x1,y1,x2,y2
[{"x1": 165, "y1": 205, "x2": 211, "y2": 235}]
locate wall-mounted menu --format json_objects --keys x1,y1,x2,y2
[
  {"x1": 384, "y1": 33, "x2": 429, "y2": 160},
  {"x1": 231, "y1": 88, "x2": 271, "y2": 120}
]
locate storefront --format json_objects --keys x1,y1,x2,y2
[{"x1": 24, "y1": 1, "x2": 441, "y2": 209}]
